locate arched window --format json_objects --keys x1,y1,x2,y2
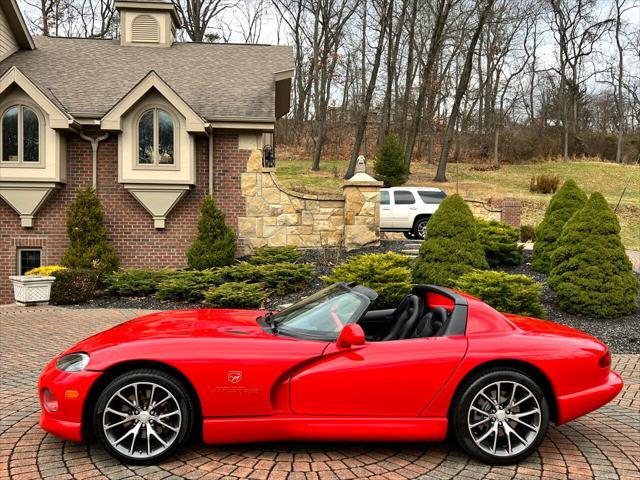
[
  {"x1": 1, "y1": 105, "x2": 39, "y2": 163},
  {"x1": 137, "y1": 108, "x2": 174, "y2": 165}
]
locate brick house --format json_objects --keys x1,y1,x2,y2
[{"x1": 0, "y1": 0, "x2": 293, "y2": 304}]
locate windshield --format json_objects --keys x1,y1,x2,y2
[{"x1": 272, "y1": 284, "x2": 369, "y2": 340}]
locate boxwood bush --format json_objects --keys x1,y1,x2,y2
[
  {"x1": 413, "y1": 194, "x2": 488, "y2": 287},
  {"x1": 153, "y1": 261, "x2": 313, "y2": 301},
  {"x1": 204, "y1": 282, "x2": 268, "y2": 308},
  {"x1": 105, "y1": 269, "x2": 175, "y2": 296},
  {"x1": 248, "y1": 246, "x2": 302, "y2": 265},
  {"x1": 155, "y1": 270, "x2": 223, "y2": 301},
  {"x1": 322, "y1": 252, "x2": 413, "y2": 308},
  {"x1": 455, "y1": 270, "x2": 544, "y2": 317},
  {"x1": 549, "y1": 192, "x2": 639, "y2": 318},
  {"x1": 477, "y1": 219, "x2": 523, "y2": 267},
  {"x1": 216, "y1": 262, "x2": 314, "y2": 295},
  {"x1": 50, "y1": 269, "x2": 99, "y2": 305},
  {"x1": 532, "y1": 180, "x2": 587, "y2": 273}
]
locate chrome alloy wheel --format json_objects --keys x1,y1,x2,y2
[
  {"x1": 416, "y1": 219, "x2": 428, "y2": 239},
  {"x1": 467, "y1": 381, "x2": 541, "y2": 458},
  {"x1": 102, "y1": 382, "x2": 182, "y2": 459}
]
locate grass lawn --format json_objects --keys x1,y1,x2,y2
[{"x1": 276, "y1": 156, "x2": 640, "y2": 249}]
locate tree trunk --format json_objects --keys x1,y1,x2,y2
[
  {"x1": 404, "y1": 0, "x2": 454, "y2": 167},
  {"x1": 398, "y1": 0, "x2": 418, "y2": 145},
  {"x1": 346, "y1": 0, "x2": 392, "y2": 178},
  {"x1": 614, "y1": 0, "x2": 625, "y2": 164},
  {"x1": 493, "y1": 127, "x2": 499, "y2": 167},
  {"x1": 435, "y1": 0, "x2": 494, "y2": 182}
]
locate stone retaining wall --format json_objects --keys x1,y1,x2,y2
[{"x1": 237, "y1": 151, "x2": 381, "y2": 253}]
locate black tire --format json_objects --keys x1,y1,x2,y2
[
  {"x1": 451, "y1": 368, "x2": 549, "y2": 465},
  {"x1": 403, "y1": 231, "x2": 418, "y2": 240},
  {"x1": 93, "y1": 368, "x2": 194, "y2": 464},
  {"x1": 413, "y1": 217, "x2": 430, "y2": 239}
]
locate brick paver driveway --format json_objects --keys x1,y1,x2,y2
[{"x1": 1, "y1": 306, "x2": 639, "y2": 480}]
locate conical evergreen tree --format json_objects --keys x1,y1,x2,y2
[
  {"x1": 62, "y1": 188, "x2": 119, "y2": 273},
  {"x1": 413, "y1": 194, "x2": 488, "y2": 287},
  {"x1": 532, "y1": 179, "x2": 587, "y2": 273},
  {"x1": 187, "y1": 195, "x2": 236, "y2": 269},
  {"x1": 549, "y1": 192, "x2": 638, "y2": 318},
  {"x1": 373, "y1": 133, "x2": 408, "y2": 187}
]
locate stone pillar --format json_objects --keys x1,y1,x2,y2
[
  {"x1": 342, "y1": 159, "x2": 382, "y2": 250},
  {"x1": 501, "y1": 195, "x2": 521, "y2": 227}
]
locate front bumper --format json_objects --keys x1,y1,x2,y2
[
  {"x1": 38, "y1": 358, "x2": 102, "y2": 442},
  {"x1": 556, "y1": 371, "x2": 623, "y2": 424}
]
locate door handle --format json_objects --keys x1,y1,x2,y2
[{"x1": 409, "y1": 207, "x2": 418, "y2": 210}]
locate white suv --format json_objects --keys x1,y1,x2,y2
[{"x1": 380, "y1": 187, "x2": 447, "y2": 239}]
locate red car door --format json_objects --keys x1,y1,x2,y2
[{"x1": 289, "y1": 336, "x2": 468, "y2": 416}]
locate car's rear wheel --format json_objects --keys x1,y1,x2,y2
[
  {"x1": 94, "y1": 369, "x2": 194, "y2": 464},
  {"x1": 413, "y1": 217, "x2": 430, "y2": 239},
  {"x1": 452, "y1": 369, "x2": 549, "y2": 465}
]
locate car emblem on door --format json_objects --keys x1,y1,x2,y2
[{"x1": 227, "y1": 371, "x2": 242, "y2": 384}]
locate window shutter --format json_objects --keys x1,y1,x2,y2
[{"x1": 131, "y1": 15, "x2": 160, "y2": 43}]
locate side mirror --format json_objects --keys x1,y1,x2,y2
[{"x1": 336, "y1": 324, "x2": 365, "y2": 349}]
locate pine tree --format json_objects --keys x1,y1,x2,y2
[
  {"x1": 62, "y1": 188, "x2": 119, "y2": 273},
  {"x1": 413, "y1": 194, "x2": 488, "y2": 287},
  {"x1": 187, "y1": 195, "x2": 236, "y2": 269},
  {"x1": 549, "y1": 193, "x2": 638, "y2": 318},
  {"x1": 532, "y1": 179, "x2": 587, "y2": 273},
  {"x1": 373, "y1": 133, "x2": 408, "y2": 187}
]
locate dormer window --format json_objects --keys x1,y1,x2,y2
[
  {"x1": 137, "y1": 108, "x2": 174, "y2": 166},
  {"x1": 1, "y1": 104, "x2": 39, "y2": 163}
]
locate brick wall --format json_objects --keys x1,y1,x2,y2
[{"x1": 0, "y1": 130, "x2": 249, "y2": 304}]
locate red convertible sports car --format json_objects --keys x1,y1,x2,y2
[{"x1": 39, "y1": 283, "x2": 623, "y2": 465}]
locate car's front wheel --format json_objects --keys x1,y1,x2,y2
[
  {"x1": 452, "y1": 369, "x2": 549, "y2": 465},
  {"x1": 94, "y1": 369, "x2": 194, "y2": 464}
]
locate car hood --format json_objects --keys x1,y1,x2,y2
[{"x1": 66, "y1": 308, "x2": 270, "y2": 354}]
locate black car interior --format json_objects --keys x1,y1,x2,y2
[{"x1": 357, "y1": 285, "x2": 467, "y2": 341}]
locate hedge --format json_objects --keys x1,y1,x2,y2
[
  {"x1": 323, "y1": 252, "x2": 413, "y2": 308},
  {"x1": 549, "y1": 192, "x2": 639, "y2": 318},
  {"x1": 413, "y1": 194, "x2": 488, "y2": 287},
  {"x1": 204, "y1": 282, "x2": 268, "y2": 308},
  {"x1": 455, "y1": 270, "x2": 544, "y2": 317},
  {"x1": 50, "y1": 269, "x2": 98, "y2": 305},
  {"x1": 477, "y1": 219, "x2": 523, "y2": 267},
  {"x1": 532, "y1": 180, "x2": 587, "y2": 273}
]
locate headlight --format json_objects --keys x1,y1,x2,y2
[{"x1": 56, "y1": 352, "x2": 90, "y2": 372}]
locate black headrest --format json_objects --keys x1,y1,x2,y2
[{"x1": 431, "y1": 307, "x2": 448, "y2": 336}]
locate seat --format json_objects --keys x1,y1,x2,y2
[
  {"x1": 414, "y1": 306, "x2": 448, "y2": 338},
  {"x1": 382, "y1": 294, "x2": 421, "y2": 341}
]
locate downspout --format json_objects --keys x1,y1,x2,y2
[
  {"x1": 208, "y1": 127, "x2": 214, "y2": 195},
  {"x1": 77, "y1": 129, "x2": 109, "y2": 190}
]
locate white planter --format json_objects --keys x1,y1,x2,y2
[{"x1": 9, "y1": 275, "x2": 56, "y2": 306}]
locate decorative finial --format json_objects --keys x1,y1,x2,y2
[{"x1": 356, "y1": 155, "x2": 366, "y2": 173}]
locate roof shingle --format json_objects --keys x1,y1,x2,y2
[{"x1": 0, "y1": 36, "x2": 293, "y2": 121}]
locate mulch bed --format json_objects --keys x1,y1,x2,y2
[{"x1": 72, "y1": 242, "x2": 639, "y2": 354}]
